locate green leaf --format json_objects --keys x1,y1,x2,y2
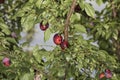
[
  {"x1": 20, "y1": 73, "x2": 34, "y2": 80},
  {"x1": 98, "y1": 50, "x2": 107, "y2": 61},
  {"x1": 113, "y1": 33, "x2": 118, "y2": 40},
  {"x1": 71, "y1": 13, "x2": 81, "y2": 23},
  {"x1": 44, "y1": 28, "x2": 52, "y2": 42},
  {"x1": 85, "y1": 3, "x2": 95, "y2": 18},
  {"x1": 0, "y1": 46, "x2": 7, "y2": 51},
  {"x1": 33, "y1": 46, "x2": 42, "y2": 63},
  {"x1": 5, "y1": 37, "x2": 17, "y2": 44},
  {"x1": 33, "y1": 52, "x2": 42, "y2": 63},
  {"x1": 12, "y1": 2, "x2": 33, "y2": 19},
  {"x1": 0, "y1": 23, "x2": 11, "y2": 35},
  {"x1": 21, "y1": 14, "x2": 36, "y2": 31},
  {"x1": 29, "y1": 0, "x2": 34, "y2": 3},
  {"x1": 13, "y1": 10, "x2": 25, "y2": 18},
  {"x1": 95, "y1": 32, "x2": 100, "y2": 39},
  {"x1": 36, "y1": 0, "x2": 42, "y2": 9},
  {"x1": 74, "y1": 24, "x2": 86, "y2": 33},
  {"x1": 79, "y1": 0, "x2": 85, "y2": 10},
  {"x1": 0, "y1": 18, "x2": 4, "y2": 23},
  {"x1": 57, "y1": 69, "x2": 65, "y2": 77},
  {"x1": 101, "y1": 31, "x2": 105, "y2": 37},
  {"x1": 103, "y1": 24, "x2": 109, "y2": 30},
  {"x1": 96, "y1": 0, "x2": 103, "y2": 6},
  {"x1": 105, "y1": 31, "x2": 111, "y2": 40}
]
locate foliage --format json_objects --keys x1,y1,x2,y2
[{"x1": 0, "y1": 0, "x2": 120, "y2": 80}]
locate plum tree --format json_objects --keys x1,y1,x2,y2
[{"x1": 0, "y1": 0, "x2": 120, "y2": 80}]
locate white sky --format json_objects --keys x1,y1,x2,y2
[{"x1": 86, "y1": 0, "x2": 107, "y2": 12}]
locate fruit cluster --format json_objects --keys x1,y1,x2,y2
[
  {"x1": 39, "y1": 21, "x2": 69, "y2": 50},
  {"x1": 53, "y1": 34, "x2": 69, "y2": 50},
  {"x1": 99, "y1": 69, "x2": 112, "y2": 79}
]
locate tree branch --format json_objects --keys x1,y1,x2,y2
[
  {"x1": 64, "y1": 0, "x2": 76, "y2": 41},
  {"x1": 111, "y1": 0, "x2": 116, "y2": 18},
  {"x1": 110, "y1": 0, "x2": 120, "y2": 60}
]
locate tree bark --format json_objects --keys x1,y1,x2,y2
[{"x1": 64, "y1": 0, "x2": 76, "y2": 41}]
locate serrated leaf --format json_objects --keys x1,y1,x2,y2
[
  {"x1": 44, "y1": 28, "x2": 51, "y2": 42},
  {"x1": 85, "y1": 3, "x2": 95, "y2": 18},
  {"x1": 74, "y1": 24, "x2": 86, "y2": 33}
]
